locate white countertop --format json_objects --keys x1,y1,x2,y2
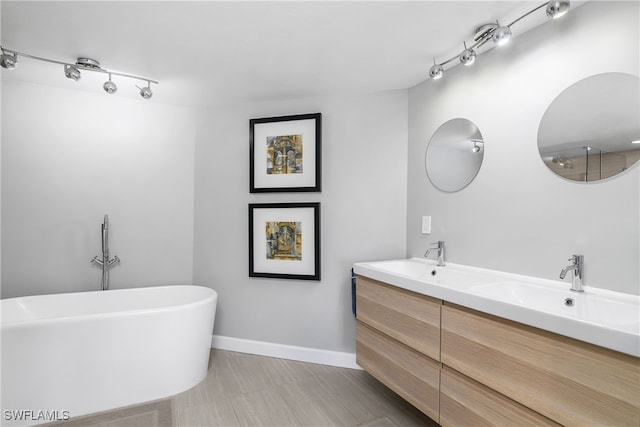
[{"x1": 353, "y1": 258, "x2": 640, "y2": 357}]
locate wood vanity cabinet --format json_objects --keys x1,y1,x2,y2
[
  {"x1": 440, "y1": 365, "x2": 560, "y2": 426},
  {"x1": 355, "y1": 276, "x2": 640, "y2": 427},
  {"x1": 355, "y1": 276, "x2": 441, "y2": 421},
  {"x1": 441, "y1": 303, "x2": 640, "y2": 427},
  {"x1": 356, "y1": 322, "x2": 440, "y2": 420}
]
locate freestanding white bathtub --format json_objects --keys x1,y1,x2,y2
[{"x1": 1, "y1": 285, "x2": 217, "y2": 426}]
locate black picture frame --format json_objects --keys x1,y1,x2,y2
[
  {"x1": 250, "y1": 113, "x2": 322, "y2": 193},
  {"x1": 249, "y1": 202, "x2": 320, "y2": 280}
]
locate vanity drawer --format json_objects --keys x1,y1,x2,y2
[
  {"x1": 356, "y1": 276, "x2": 441, "y2": 361},
  {"x1": 440, "y1": 365, "x2": 559, "y2": 427},
  {"x1": 356, "y1": 321, "x2": 440, "y2": 422},
  {"x1": 441, "y1": 303, "x2": 640, "y2": 426}
]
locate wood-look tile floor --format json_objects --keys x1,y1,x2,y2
[
  {"x1": 171, "y1": 349, "x2": 438, "y2": 427},
  {"x1": 53, "y1": 349, "x2": 439, "y2": 427}
]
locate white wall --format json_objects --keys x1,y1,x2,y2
[
  {"x1": 408, "y1": 1, "x2": 639, "y2": 295},
  {"x1": 193, "y1": 90, "x2": 408, "y2": 353},
  {"x1": 1, "y1": 79, "x2": 195, "y2": 298}
]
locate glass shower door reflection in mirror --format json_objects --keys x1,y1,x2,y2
[{"x1": 545, "y1": 146, "x2": 632, "y2": 182}]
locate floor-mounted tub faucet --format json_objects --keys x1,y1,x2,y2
[
  {"x1": 91, "y1": 214, "x2": 120, "y2": 290},
  {"x1": 425, "y1": 240, "x2": 445, "y2": 266},
  {"x1": 560, "y1": 254, "x2": 584, "y2": 292}
]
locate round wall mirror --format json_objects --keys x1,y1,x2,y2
[
  {"x1": 538, "y1": 73, "x2": 640, "y2": 182},
  {"x1": 425, "y1": 118, "x2": 484, "y2": 192}
]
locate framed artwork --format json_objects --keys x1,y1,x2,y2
[
  {"x1": 250, "y1": 113, "x2": 321, "y2": 193},
  {"x1": 249, "y1": 202, "x2": 320, "y2": 280}
]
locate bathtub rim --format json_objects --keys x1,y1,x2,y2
[{"x1": 1, "y1": 284, "x2": 217, "y2": 329}]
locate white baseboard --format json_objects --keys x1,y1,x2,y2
[{"x1": 211, "y1": 335, "x2": 361, "y2": 370}]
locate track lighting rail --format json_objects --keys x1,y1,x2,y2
[
  {"x1": 0, "y1": 45, "x2": 158, "y2": 99},
  {"x1": 428, "y1": 0, "x2": 570, "y2": 80},
  {"x1": 506, "y1": 2, "x2": 548, "y2": 28}
]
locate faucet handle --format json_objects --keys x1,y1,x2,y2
[{"x1": 569, "y1": 254, "x2": 584, "y2": 263}]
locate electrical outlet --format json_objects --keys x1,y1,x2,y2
[{"x1": 421, "y1": 216, "x2": 431, "y2": 234}]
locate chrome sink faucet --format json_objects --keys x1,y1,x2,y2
[
  {"x1": 424, "y1": 241, "x2": 445, "y2": 266},
  {"x1": 559, "y1": 254, "x2": 584, "y2": 292}
]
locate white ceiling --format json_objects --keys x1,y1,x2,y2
[{"x1": 2, "y1": 1, "x2": 559, "y2": 108}]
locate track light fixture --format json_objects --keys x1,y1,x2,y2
[
  {"x1": 428, "y1": 0, "x2": 570, "y2": 81},
  {"x1": 1, "y1": 49, "x2": 17, "y2": 69},
  {"x1": 103, "y1": 74, "x2": 117, "y2": 94},
  {"x1": 0, "y1": 46, "x2": 158, "y2": 99},
  {"x1": 64, "y1": 64, "x2": 81, "y2": 81},
  {"x1": 428, "y1": 59, "x2": 444, "y2": 80},
  {"x1": 546, "y1": 0, "x2": 571, "y2": 19},
  {"x1": 136, "y1": 81, "x2": 153, "y2": 99},
  {"x1": 492, "y1": 21, "x2": 512, "y2": 46},
  {"x1": 459, "y1": 42, "x2": 476, "y2": 66}
]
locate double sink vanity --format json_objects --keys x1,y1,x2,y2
[
  {"x1": 353, "y1": 257, "x2": 640, "y2": 426},
  {"x1": 362, "y1": 68, "x2": 640, "y2": 426}
]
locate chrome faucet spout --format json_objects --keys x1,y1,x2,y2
[
  {"x1": 424, "y1": 240, "x2": 445, "y2": 266},
  {"x1": 559, "y1": 254, "x2": 584, "y2": 292},
  {"x1": 559, "y1": 265, "x2": 574, "y2": 280}
]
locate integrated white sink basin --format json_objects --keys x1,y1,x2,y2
[
  {"x1": 470, "y1": 281, "x2": 640, "y2": 329},
  {"x1": 361, "y1": 259, "x2": 496, "y2": 287},
  {"x1": 353, "y1": 258, "x2": 640, "y2": 357},
  {"x1": 365, "y1": 260, "x2": 436, "y2": 279}
]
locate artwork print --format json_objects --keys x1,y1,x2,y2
[
  {"x1": 250, "y1": 113, "x2": 321, "y2": 193},
  {"x1": 265, "y1": 221, "x2": 302, "y2": 260},
  {"x1": 266, "y1": 135, "x2": 303, "y2": 174},
  {"x1": 249, "y1": 202, "x2": 320, "y2": 280}
]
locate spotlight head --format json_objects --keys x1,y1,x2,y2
[
  {"x1": 546, "y1": 0, "x2": 570, "y2": 19},
  {"x1": 64, "y1": 64, "x2": 81, "y2": 81},
  {"x1": 460, "y1": 48, "x2": 476, "y2": 66},
  {"x1": 492, "y1": 23, "x2": 512, "y2": 46},
  {"x1": 103, "y1": 75, "x2": 117, "y2": 94},
  {"x1": 429, "y1": 63, "x2": 444, "y2": 80},
  {"x1": 103, "y1": 81, "x2": 117, "y2": 94},
  {"x1": 137, "y1": 84, "x2": 153, "y2": 99},
  {"x1": 0, "y1": 51, "x2": 17, "y2": 69}
]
